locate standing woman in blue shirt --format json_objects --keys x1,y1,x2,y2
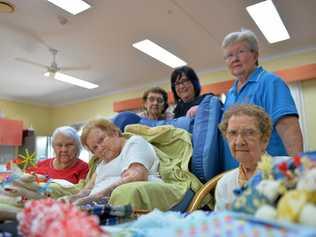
[{"x1": 221, "y1": 29, "x2": 303, "y2": 169}]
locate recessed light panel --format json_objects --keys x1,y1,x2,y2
[
  {"x1": 44, "y1": 72, "x2": 98, "y2": 89},
  {"x1": 47, "y1": 0, "x2": 90, "y2": 15},
  {"x1": 246, "y1": 0, "x2": 290, "y2": 43},
  {"x1": 133, "y1": 39, "x2": 187, "y2": 68}
]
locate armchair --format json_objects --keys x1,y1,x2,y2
[{"x1": 112, "y1": 94, "x2": 224, "y2": 211}]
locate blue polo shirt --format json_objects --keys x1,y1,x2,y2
[{"x1": 223, "y1": 66, "x2": 298, "y2": 170}]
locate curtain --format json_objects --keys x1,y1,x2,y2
[{"x1": 288, "y1": 81, "x2": 308, "y2": 151}]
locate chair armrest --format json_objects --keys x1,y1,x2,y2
[{"x1": 186, "y1": 172, "x2": 225, "y2": 212}]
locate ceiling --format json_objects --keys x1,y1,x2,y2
[{"x1": 1, "y1": 0, "x2": 316, "y2": 107}]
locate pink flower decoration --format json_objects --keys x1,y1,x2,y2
[
  {"x1": 278, "y1": 162, "x2": 288, "y2": 173},
  {"x1": 17, "y1": 198, "x2": 109, "y2": 237},
  {"x1": 293, "y1": 155, "x2": 302, "y2": 167}
]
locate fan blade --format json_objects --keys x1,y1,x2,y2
[
  {"x1": 15, "y1": 57, "x2": 48, "y2": 69},
  {"x1": 59, "y1": 65, "x2": 91, "y2": 71},
  {"x1": 6, "y1": 21, "x2": 52, "y2": 50}
]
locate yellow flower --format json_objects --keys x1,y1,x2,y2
[
  {"x1": 17, "y1": 149, "x2": 37, "y2": 171},
  {"x1": 258, "y1": 154, "x2": 273, "y2": 179}
]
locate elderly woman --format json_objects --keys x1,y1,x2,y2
[
  {"x1": 30, "y1": 126, "x2": 89, "y2": 184},
  {"x1": 171, "y1": 65, "x2": 213, "y2": 118},
  {"x1": 215, "y1": 104, "x2": 272, "y2": 211},
  {"x1": 222, "y1": 29, "x2": 303, "y2": 169},
  {"x1": 0, "y1": 126, "x2": 89, "y2": 221},
  {"x1": 63, "y1": 118, "x2": 161, "y2": 205},
  {"x1": 138, "y1": 87, "x2": 173, "y2": 120}
]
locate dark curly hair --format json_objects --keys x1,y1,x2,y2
[{"x1": 142, "y1": 87, "x2": 169, "y2": 113}]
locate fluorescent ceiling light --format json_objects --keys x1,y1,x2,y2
[
  {"x1": 47, "y1": 0, "x2": 90, "y2": 15},
  {"x1": 133, "y1": 39, "x2": 187, "y2": 68},
  {"x1": 44, "y1": 72, "x2": 98, "y2": 89},
  {"x1": 246, "y1": 0, "x2": 290, "y2": 43}
]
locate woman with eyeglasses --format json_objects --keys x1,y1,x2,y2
[
  {"x1": 170, "y1": 66, "x2": 213, "y2": 118},
  {"x1": 215, "y1": 104, "x2": 272, "y2": 211},
  {"x1": 139, "y1": 87, "x2": 173, "y2": 120},
  {"x1": 0, "y1": 127, "x2": 93, "y2": 221},
  {"x1": 61, "y1": 118, "x2": 162, "y2": 205},
  {"x1": 29, "y1": 126, "x2": 89, "y2": 184},
  {"x1": 222, "y1": 29, "x2": 303, "y2": 170}
]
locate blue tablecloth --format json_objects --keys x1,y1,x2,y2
[{"x1": 103, "y1": 210, "x2": 316, "y2": 237}]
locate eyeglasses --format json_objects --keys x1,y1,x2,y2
[
  {"x1": 226, "y1": 128, "x2": 259, "y2": 141},
  {"x1": 224, "y1": 48, "x2": 253, "y2": 63},
  {"x1": 147, "y1": 96, "x2": 164, "y2": 104},
  {"x1": 174, "y1": 78, "x2": 191, "y2": 87},
  {"x1": 90, "y1": 134, "x2": 112, "y2": 153},
  {"x1": 53, "y1": 143, "x2": 75, "y2": 149}
]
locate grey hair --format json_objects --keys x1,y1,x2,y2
[
  {"x1": 222, "y1": 29, "x2": 259, "y2": 52},
  {"x1": 52, "y1": 126, "x2": 81, "y2": 155},
  {"x1": 219, "y1": 104, "x2": 272, "y2": 144}
]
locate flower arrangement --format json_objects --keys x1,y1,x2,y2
[
  {"x1": 6, "y1": 149, "x2": 37, "y2": 172},
  {"x1": 17, "y1": 198, "x2": 109, "y2": 237},
  {"x1": 232, "y1": 154, "x2": 316, "y2": 227}
]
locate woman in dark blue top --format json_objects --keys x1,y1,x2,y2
[{"x1": 171, "y1": 66, "x2": 212, "y2": 118}]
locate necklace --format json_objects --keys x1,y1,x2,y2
[{"x1": 238, "y1": 165, "x2": 256, "y2": 186}]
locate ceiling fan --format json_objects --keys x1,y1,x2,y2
[{"x1": 15, "y1": 48, "x2": 98, "y2": 89}]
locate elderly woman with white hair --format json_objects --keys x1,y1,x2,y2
[
  {"x1": 0, "y1": 126, "x2": 89, "y2": 222},
  {"x1": 30, "y1": 126, "x2": 89, "y2": 184},
  {"x1": 215, "y1": 104, "x2": 272, "y2": 211},
  {"x1": 221, "y1": 29, "x2": 303, "y2": 170}
]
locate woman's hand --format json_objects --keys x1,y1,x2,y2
[
  {"x1": 186, "y1": 105, "x2": 199, "y2": 118},
  {"x1": 59, "y1": 188, "x2": 92, "y2": 203},
  {"x1": 73, "y1": 194, "x2": 100, "y2": 206},
  {"x1": 121, "y1": 163, "x2": 149, "y2": 182},
  {"x1": 58, "y1": 194, "x2": 79, "y2": 203}
]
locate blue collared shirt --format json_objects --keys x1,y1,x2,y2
[{"x1": 223, "y1": 67, "x2": 298, "y2": 170}]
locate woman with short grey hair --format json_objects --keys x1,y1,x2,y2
[
  {"x1": 221, "y1": 28, "x2": 303, "y2": 170},
  {"x1": 52, "y1": 126, "x2": 82, "y2": 156},
  {"x1": 31, "y1": 126, "x2": 89, "y2": 184},
  {"x1": 222, "y1": 30, "x2": 259, "y2": 52},
  {"x1": 222, "y1": 29, "x2": 259, "y2": 66}
]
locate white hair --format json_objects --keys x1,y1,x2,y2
[
  {"x1": 52, "y1": 126, "x2": 81, "y2": 155},
  {"x1": 222, "y1": 28, "x2": 259, "y2": 52}
]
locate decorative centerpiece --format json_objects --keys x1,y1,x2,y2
[
  {"x1": 17, "y1": 198, "x2": 109, "y2": 237},
  {"x1": 232, "y1": 154, "x2": 316, "y2": 227},
  {"x1": 7, "y1": 149, "x2": 37, "y2": 172}
]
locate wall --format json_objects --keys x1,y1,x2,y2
[
  {"x1": 2, "y1": 50, "x2": 316, "y2": 149},
  {"x1": 50, "y1": 49, "x2": 316, "y2": 150},
  {"x1": 0, "y1": 99, "x2": 51, "y2": 135},
  {"x1": 50, "y1": 89, "x2": 146, "y2": 131},
  {"x1": 302, "y1": 79, "x2": 316, "y2": 150},
  {"x1": 199, "y1": 49, "x2": 316, "y2": 83}
]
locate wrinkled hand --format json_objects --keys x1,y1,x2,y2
[
  {"x1": 58, "y1": 195, "x2": 78, "y2": 204},
  {"x1": 73, "y1": 195, "x2": 96, "y2": 206},
  {"x1": 186, "y1": 105, "x2": 199, "y2": 118},
  {"x1": 4, "y1": 186, "x2": 44, "y2": 200}
]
